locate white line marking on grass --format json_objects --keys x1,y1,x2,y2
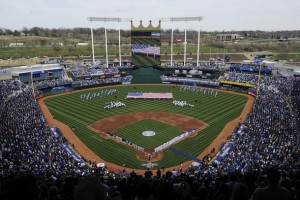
[
  {"x1": 92, "y1": 135, "x2": 103, "y2": 142},
  {"x1": 46, "y1": 105, "x2": 89, "y2": 126},
  {"x1": 195, "y1": 135, "x2": 204, "y2": 140},
  {"x1": 195, "y1": 104, "x2": 246, "y2": 140},
  {"x1": 208, "y1": 104, "x2": 245, "y2": 125}
]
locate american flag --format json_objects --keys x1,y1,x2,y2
[
  {"x1": 132, "y1": 44, "x2": 160, "y2": 56},
  {"x1": 126, "y1": 92, "x2": 173, "y2": 99}
]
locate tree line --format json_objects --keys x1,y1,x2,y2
[
  {"x1": 0, "y1": 27, "x2": 300, "y2": 55},
  {"x1": 1, "y1": 27, "x2": 300, "y2": 40}
]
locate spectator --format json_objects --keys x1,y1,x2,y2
[
  {"x1": 251, "y1": 168, "x2": 293, "y2": 200},
  {"x1": 230, "y1": 183, "x2": 249, "y2": 200},
  {"x1": 74, "y1": 176, "x2": 107, "y2": 200},
  {"x1": 144, "y1": 168, "x2": 153, "y2": 179}
]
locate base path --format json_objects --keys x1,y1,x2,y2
[{"x1": 38, "y1": 84, "x2": 255, "y2": 174}]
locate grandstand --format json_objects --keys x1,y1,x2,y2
[
  {"x1": 0, "y1": 18, "x2": 299, "y2": 200},
  {"x1": 1, "y1": 70, "x2": 299, "y2": 199}
]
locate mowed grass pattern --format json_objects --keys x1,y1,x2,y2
[
  {"x1": 114, "y1": 119, "x2": 183, "y2": 149},
  {"x1": 44, "y1": 85, "x2": 248, "y2": 169}
]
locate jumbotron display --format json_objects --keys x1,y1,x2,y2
[{"x1": 131, "y1": 21, "x2": 161, "y2": 67}]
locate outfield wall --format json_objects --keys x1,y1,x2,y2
[{"x1": 129, "y1": 67, "x2": 163, "y2": 83}]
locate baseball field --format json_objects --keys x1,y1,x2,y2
[{"x1": 41, "y1": 84, "x2": 251, "y2": 170}]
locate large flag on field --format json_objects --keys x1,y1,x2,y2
[{"x1": 126, "y1": 92, "x2": 173, "y2": 99}]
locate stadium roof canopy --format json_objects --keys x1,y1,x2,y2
[
  {"x1": 11, "y1": 64, "x2": 62, "y2": 75},
  {"x1": 0, "y1": 64, "x2": 63, "y2": 79}
]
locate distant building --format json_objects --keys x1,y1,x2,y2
[
  {"x1": 216, "y1": 34, "x2": 243, "y2": 41},
  {"x1": 77, "y1": 43, "x2": 89, "y2": 46},
  {"x1": 9, "y1": 43, "x2": 24, "y2": 47}
]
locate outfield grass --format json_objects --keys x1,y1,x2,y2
[{"x1": 44, "y1": 85, "x2": 248, "y2": 169}]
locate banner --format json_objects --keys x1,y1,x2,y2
[
  {"x1": 63, "y1": 144, "x2": 85, "y2": 166},
  {"x1": 220, "y1": 80, "x2": 255, "y2": 88}
]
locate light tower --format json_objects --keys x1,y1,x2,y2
[
  {"x1": 160, "y1": 17, "x2": 203, "y2": 66},
  {"x1": 256, "y1": 62, "x2": 263, "y2": 96},
  {"x1": 87, "y1": 17, "x2": 131, "y2": 67}
]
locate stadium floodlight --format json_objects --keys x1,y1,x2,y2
[
  {"x1": 169, "y1": 17, "x2": 203, "y2": 22},
  {"x1": 256, "y1": 62, "x2": 263, "y2": 96},
  {"x1": 88, "y1": 17, "x2": 121, "y2": 22},
  {"x1": 88, "y1": 17, "x2": 132, "y2": 22},
  {"x1": 88, "y1": 17, "x2": 132, "y2": 67},
  {"x1": 160, "y1": 17, "x2": 203, "y2": 22},
  {"x1": 160, "y1": 17, "x2": 203, "y2": 67}
]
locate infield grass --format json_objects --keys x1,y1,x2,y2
[{"x1": 114, "y1": 119, "x2": 183, "y2": 149}]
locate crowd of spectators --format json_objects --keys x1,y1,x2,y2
[
  {"x1": 0, "y1": 87, "x2": 91, "y2": 176},
  {"x1": 0, "y1": 80, "x2": 24, "y2": 105},
  {"x1": 72, "y1": 75, "x2": 132, "y2": 87},
  {"x1": 290, "y1": 77, "x2": 300, "y2": 143},
  {"x1": 206, "y1": 74, "x2": 300, "y2": 199},
  {"x1": 34, "y1": 79, "x2": 73, "y2": 90},
  {"x1": 68, "y1": 62, "x2": 133, "y2": 88},
  {"x1": 160, "y1": 75, "x2": 220, "y2": 86},
  {"x1": 220, "y1": 72, "x2": 295, "y2": 95},
  {"x1": 0, "y1": 72, "x2": 299, "y2": 200},
  {"x1": 160, "y1": 66, "x2": 270, "y2": 87},
  {"x1": 215, "y1": 84, "x2": 298, "y2": 172},
  {"x1": 221, "y1": 72, "x2": 259, "y2": 85},
  {"x1": 162, "y1": 62, "x2": 225, "y2": 71},
  {"x1": 71, "y1": 66, "x2": 120, "y2": 78},
  {"x1": 230, "y1": 63, "x2": 272, "y2": 72}
]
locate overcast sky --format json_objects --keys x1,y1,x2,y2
[{"x1": 1, "y1": 0, "x2": 299, "y2": 31}]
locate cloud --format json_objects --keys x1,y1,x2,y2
[{"x1": 0, "y1": 0, "x2": 299, "y2": 31}]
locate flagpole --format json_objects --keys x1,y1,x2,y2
[
  {"x1": 29, "y1": 61, "x2": 35, "y2": 98},
  {"x1": 256, "y1": 62, "x2": 262, "y2": 96}
]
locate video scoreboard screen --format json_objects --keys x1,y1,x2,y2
[{"x1": 131, "y1": 23, "x2": 161, "y2": 67}]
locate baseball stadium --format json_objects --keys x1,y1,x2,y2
[{"x1": 0, "y1": 18, "x2": 299, "y2": 200}]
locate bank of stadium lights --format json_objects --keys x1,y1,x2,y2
[
  {"x1": 88, "y1": 17, "x2": 132, "y2": 67},
  {"x1": 160, "y1": 17, "x2": 203, "y2": 67},
  {"x1": 88, "y1": 17, "x2": 121, "y2": 22},
  {"x1": 169, "y1": 17, "x2": 203, "y2": 22}
]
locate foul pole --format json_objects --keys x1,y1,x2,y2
[{"x1": 256, "y1": 62, "x2": 263, "y2": 96}]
